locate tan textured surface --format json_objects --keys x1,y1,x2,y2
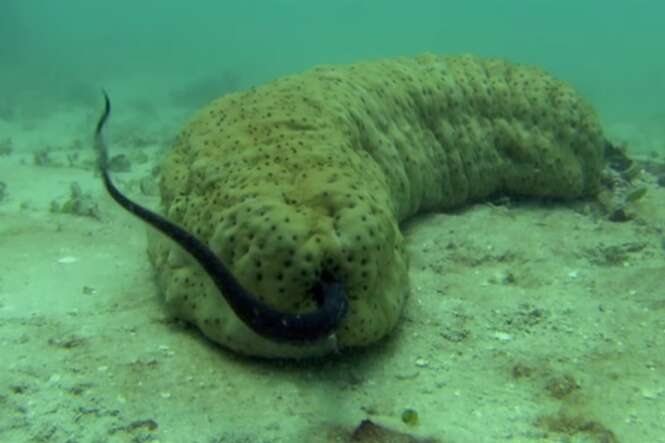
[{"x1": 147, "y1": 54, "x2": 605, "y2": 358}]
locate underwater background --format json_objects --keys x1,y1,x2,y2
[
  {"x1": 2, "y1": 1, "x2": 664, "y2": 142},
  {"x1": 1, "y1": 1, "x2": 664, "y2": 442}
]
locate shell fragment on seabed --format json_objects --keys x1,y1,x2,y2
[{"x1": 57, "y1": 256, "x2": 78, "y2": 264}]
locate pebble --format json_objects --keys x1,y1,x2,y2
[
  {"x1": 493, "y1": 331, "x2": 513, "y2": 341},
  {"x1": 415, "y1": 358, "x2": 429, "y2": 368}
]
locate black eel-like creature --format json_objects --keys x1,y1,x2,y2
[{"x1": 94, "y1": 92, "x2": 348, "y2": 343}]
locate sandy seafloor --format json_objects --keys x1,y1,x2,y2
[{"x1": 0, "y1": 97, "x2": 664, "y2": 443}]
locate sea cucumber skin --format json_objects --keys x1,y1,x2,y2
[{"x1": 148, "y1": 54, "x2": 604, "y2": 358}]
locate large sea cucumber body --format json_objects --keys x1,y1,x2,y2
[{"x1": 147, "y1": 54, "x2": 605, "y2": 358}]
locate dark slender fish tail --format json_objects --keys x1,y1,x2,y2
[
  {"x1": 94, "y1": 90, "x2": 111, "y2": 171},
  {"x1": 93, "y1": 92, "x2": 349, "y2": 344}
]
